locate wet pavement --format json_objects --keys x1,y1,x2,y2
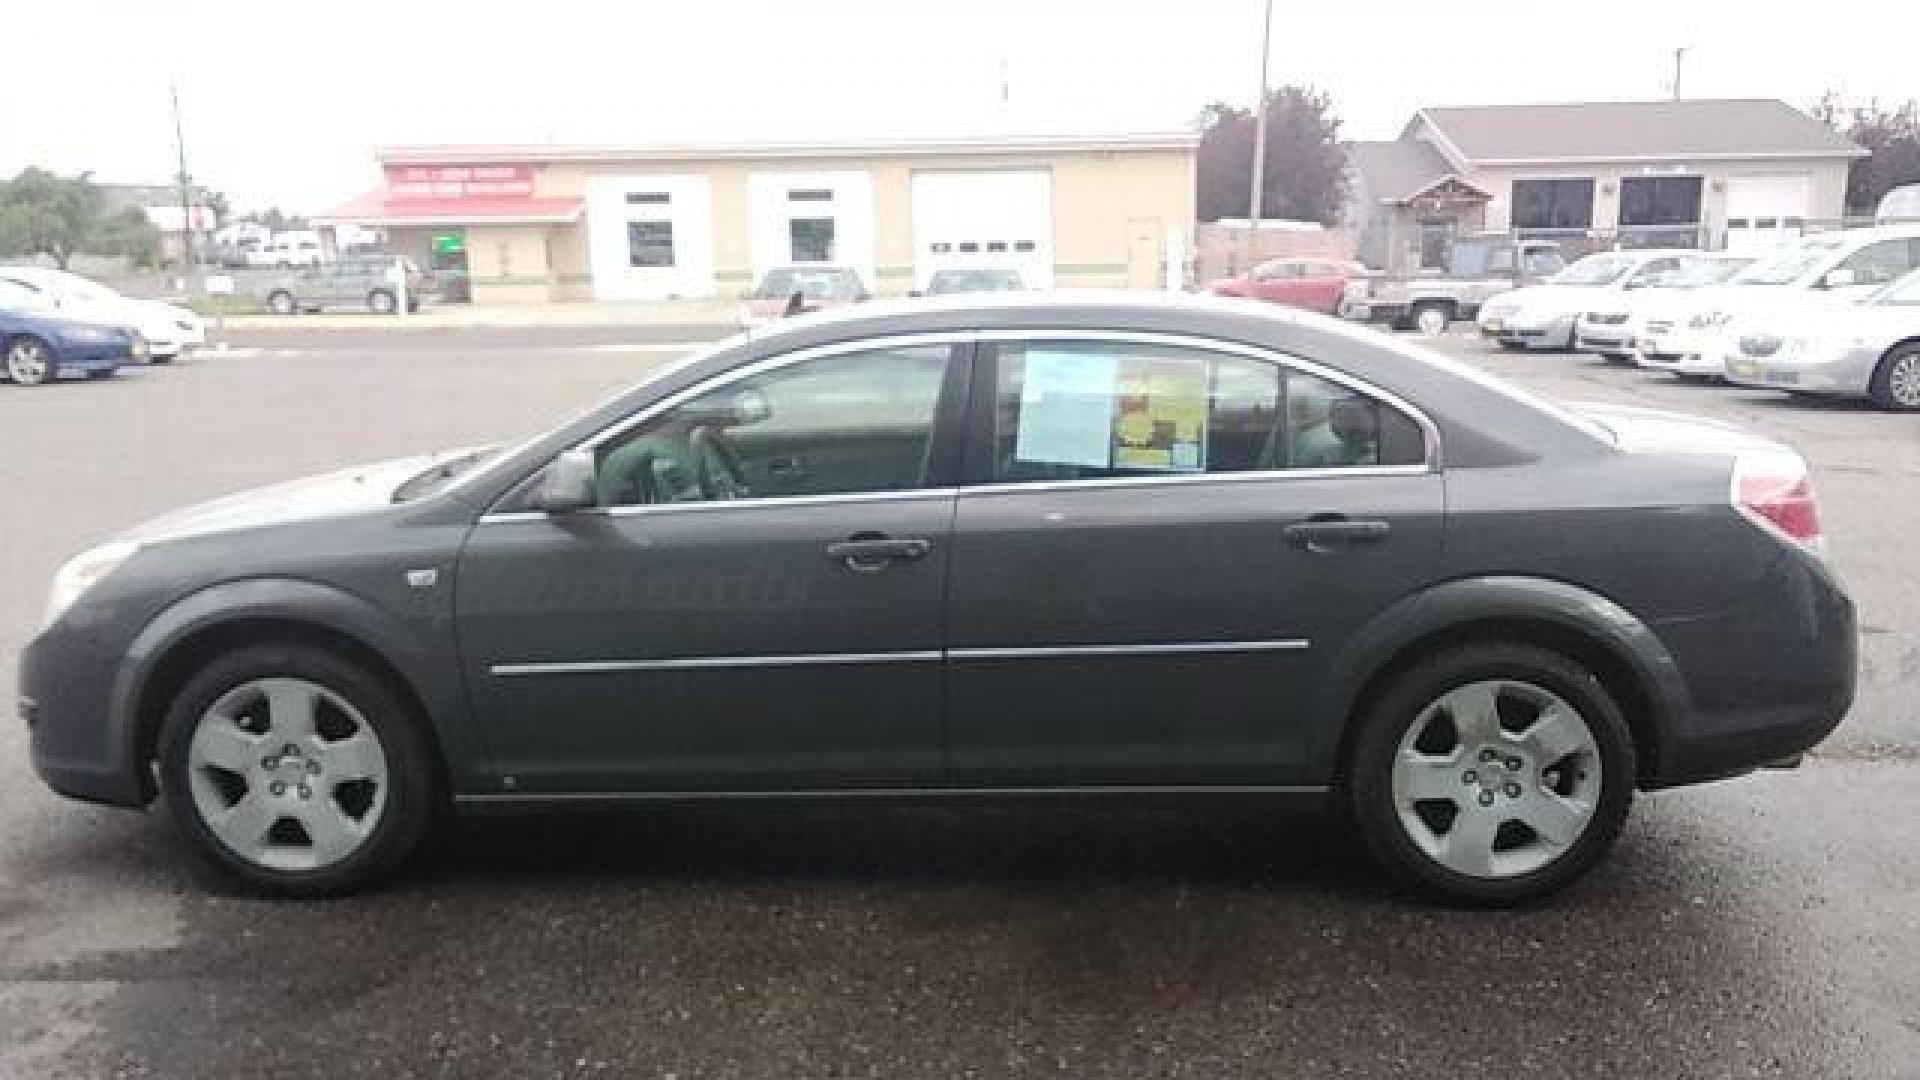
[{"x1": 2, "y1": 328, "x2": 1915, "y2": 1078}]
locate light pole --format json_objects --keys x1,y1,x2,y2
[
  {"x1": 1246, "y1": 0, "x2": 1274, "y2": 270},
  {"x1": 171, "y1": 83, "x2": 195, "y2": 284}
]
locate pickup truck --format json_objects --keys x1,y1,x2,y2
[{"x1": 1339, "y1": 236, "x2": 1565, "y2": 334}]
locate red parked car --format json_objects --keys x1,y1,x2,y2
[{"x1": 1209, "y1": 258, "x2": 1362, "y2": 315}]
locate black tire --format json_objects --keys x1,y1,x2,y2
[
  {"x1": 268, "y1": 291, "x2": 296, "y2": 316},
  {"x1": 1868, "y1": 343, "x2": 1920, "y2": 412},
  {"x1": 1408, "y1": 301, "x2": 1453, "y2": 336},
  {"x1": 367, "y1": 289, "x2": 397, "y2": 315},
  {"x1": 1346, "y1": 641, "x2": 1635, "y2": 906},
  {"x1": 1674, "y1": 371, "x2": 1719, "y2": 385},
  {"x1": 4, "y1": 334, "x2": 55, "y2": 386},
  {"x1": 156, "y1": 642, "x2": 440, "y2": 897},
  {"x1": 1497, "y1": 340, "x2": 1528, "y2": 352}
]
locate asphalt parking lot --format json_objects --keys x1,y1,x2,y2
[{"x1": 2, "y1": 325, "x2": 1916, "y2": 1078}]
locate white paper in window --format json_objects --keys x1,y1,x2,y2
[{"x1": 1014, "y1": 351, "x2": 1117, "y2": 469}]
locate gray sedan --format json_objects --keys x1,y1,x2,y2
[
  {"x1": 1726, "y1": 268, "x2": 1920, "y2": 409},
  {"x1": 21, "y1": 293, "x2": 1854, "y2": 904}
]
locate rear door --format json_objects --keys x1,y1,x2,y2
[{"x1": 944, "y1": 333, "x2": 1445, "y2": 788}]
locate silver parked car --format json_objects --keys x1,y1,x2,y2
[
  {"x1": 263, "y1": 260, "x2": 427, "y2": 315},
  {"x1": 1726, "y1": 267, "x2": 1920, "y2": 410}
]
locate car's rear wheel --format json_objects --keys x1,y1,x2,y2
[
  {"x1": 1868, "y1": 343, "x2": 1920, "y2": 412},
  {"x1": 5, "y1": 335, "x2": 54, "y2": 386},
  {"x1": 268, "y1": 291, "x2": 297, "y2": 316},
  {"x1": 367, "y1": 289, "x2": 397, "y2": 315},
  {"x1": 1347, "y1": 641, "x2": 1634, "y2": 905},
  {"x1": 157, "y1": 643, "x2": 438, "y2": 897}
]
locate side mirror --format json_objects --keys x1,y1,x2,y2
[
  {"x1": 533, "y1": 449, "x2": 597, "y2": 513},
  {"x1": 1822, "y1": 267, "x2": 1856, "y2": 289}
]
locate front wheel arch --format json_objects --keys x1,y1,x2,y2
[{"x1": 133, "y1": 616, "x2": 447, "y2": 803}]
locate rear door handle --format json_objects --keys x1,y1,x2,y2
[
  {"x1": 1284, "y1": 517, "x2": 1391, "y2": 550},
  {"x1": 825, "y1": 536, "x2": 932, "y2": 572}
]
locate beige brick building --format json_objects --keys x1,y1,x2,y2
[{"x1": 318, "y1": 135, "x2": 1197, "y2": 306}]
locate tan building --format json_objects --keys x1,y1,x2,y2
[{"x1": 317, "y1": 135, "x2": 1197, "y2": 306}]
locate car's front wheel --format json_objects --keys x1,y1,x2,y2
[
  {"x1": 5, "y1": 335, "x2": 55, "y2": 385},
  {"x1": 367, "y1": 289, "x2": 397, "y2": 315},
  {"x1": 268, "y1": 291, "x2": 297, "y2": 316},
  {"x1": 1869, "y1": 343, "x2": 1920, "y2": 412},
  {"x1": 157, "y1": 643, "x2": 439, "y2": 896},
  {"x1": 1347, "y1": 641, "x2": 1634, "y2": 905}
]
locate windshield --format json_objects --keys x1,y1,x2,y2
[
  {"x1": 1663, "y1": 256, "x2": 1754, "y2": 288},
  {"x1": 753, "y1": 268, "x2": 861, "y2": 300},
  {"x1": 1552, "y1": 253, "x2": 1636, "y2": 287},
  {"x1": 927, "y1": 268, "x2": 1023, "y2": 293},
  {"x1": 0, "y1": 278, "x2": 54, "y2": 312},
  {"x1": 1734, "y1": 237, "x2": 1844, "y2": 286}
]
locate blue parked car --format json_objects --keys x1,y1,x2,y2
[{"x1": 0, "y1": 277, "x2": 145, "y2": 385}]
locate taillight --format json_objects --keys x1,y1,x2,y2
[{"x1": 1733, "y1": 451, "x2": 1823, "y2": 553}]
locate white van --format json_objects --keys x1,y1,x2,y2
[
  {"x1": 247, "y1": 230, "x2": 325, "y2": 268},
  {"x1": 1638, "y1": 224, "x2": 1920, "y2": 378}
]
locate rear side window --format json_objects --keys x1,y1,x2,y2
[{"x1": 982, "y1": 340, "x2": 1425, "y2": 484}]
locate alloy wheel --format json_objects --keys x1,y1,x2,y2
[
  {"x1": 1890, "y1": 353, "x2": 1920, "y2": 408},
  {"x1": 1390, "y1": 679, "x2": 1602, "y2": 879},
  {"x1": 6, "y1": 339, "x2": 51, "y2": 385},
  {"x1": 1415, "y1": 307, "x2": 1449, "y2": 335},
  {"x1": 185, "y1": 677, "x2": 389, "y2": 872}
]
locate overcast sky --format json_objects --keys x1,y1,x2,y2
[{"x1": 4, "y1": 0, "x2": 1915, "y2": 214}]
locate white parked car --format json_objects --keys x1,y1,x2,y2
[
  {"x1": 1475, "y1": 249, "x2": 1696, "y2": 351},
  {"x1": 0, "y1": 267, "x2": 205, "y2": 363},
  {"x1": 1639, "y1": 224, "x2": 1920, "y2": 380},
  {"x1": 1723, "y1": 267, "x2": 1920, "y2": 410},
  {"x1": 247, "y1": 231, "x2": 325, "y2": 268},
  {"x1": 1574, "y1": 253, "x2": 1755, "y2": 365}
]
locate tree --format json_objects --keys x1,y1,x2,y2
[
  {"x1": 94, "y1": 206, "x2": 161, "y2": 269},
  {"x1": 0, "y1": 168, "x2": 106, "y2": 269},
  {"x1": 1813, "y1": 93, "x2": 1920, "y2": 215},
  {"x1": 1196, "y1": 85, "x2": 1349, "y2": 226}
]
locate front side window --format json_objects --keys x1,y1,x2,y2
[
  {"x1": 627, "y1": 221, "x2": 675, "y2": 268},
  {"x1": 592, "y1": 344, "x2": 950, "y2": 507},
  {"x1": 1873, "y1": 271, "x2": 1920, "y2": 307},
  {"x1": 1555, "y1": 253, "x2": 1636, "y2": 287},
  {"x1": 1834, "y1": 239, "x2": 1918, "y2": 288},
  {"x1": 984, "y1": 340, "x2": 1424, "y2": 485}
]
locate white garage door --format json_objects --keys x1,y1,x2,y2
[
  {"x1": 585, "y1": 175, "x2": 715, "y2": 300},
  {"x1": 911, "y1": 170, "x2": 1053, "y2": 290},
  {"x1": 1724, "y1": 175, "x2": 1812, "y2": 254}
]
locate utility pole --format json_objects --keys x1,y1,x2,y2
[
  {"x1": 1671, "y1": 46, "x2": 1687, "y2": 100},
  {"x1": 1246, "y1": 0, "x2": 1273, "y2": 269},
  {"x1": 171, "y1": 83, "x2": 195, "y2": 281}
]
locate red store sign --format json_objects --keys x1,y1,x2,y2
[{"x1": 386, "y1": 164, "x2": 535, "y2": 200}]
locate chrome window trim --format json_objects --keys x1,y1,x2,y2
[
  {"x1": 490, "y1": 638, "x2": 1312, "y2": 676},
  {"x1": 479, "y1": 326, "x2": 1442, "y2": 525},
  {"x1": 479, "y1": 485, "x2": 958, "y2": 525}
]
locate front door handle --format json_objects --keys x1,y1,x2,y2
[
  {"x1": 825, "y1": 535, "x2": 932, "y2": 573},
  {"x1": 1284, "y1": 516, "x2": 1391, "y2": 551}
]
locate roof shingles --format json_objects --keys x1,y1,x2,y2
[{"x1": 1415, "y1": 99, "x2": 1863, "y2": 163}]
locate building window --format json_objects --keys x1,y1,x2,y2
[
  {"x1": 958, "y1": 242, "x2": 979, "y2": 253},
  {"x1": 788, "y1": 189, "x2": 833, "y2": 202},
  {"x1": 986, "y1": 241, "x2": 1007, "y2": 252},
  {"x1": 1511, "y1": 177, "x2": 1595, "y2": 231},
  {"x1": 790, "y1": 217, "x2": 835, "y2": 262},
  {"x1": 930, "y1": 242, "x2": 952, "y2": 254},
  {"x1": 1014, "y1": 240, "x2": 1037, "y2": 252},
  {"x1": 625, "y1": 192, "x2": 670, "y2": 205},
  {"x1": 627, "y1": 220, "x2": 675, "y2": 267},
  {"x1": 1618, "y1": 175, "x2": 1703, "y2": 247}
]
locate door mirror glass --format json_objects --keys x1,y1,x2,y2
[{"x1": 533, "y1": 449, "x2": 598, "y2": 513}]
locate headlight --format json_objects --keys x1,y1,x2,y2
[
  {"x1": 43, "y1": 541, "x2": 139, "y2": 630},
  {"x1": 1688, "y1": 311, "x2": 1733, "y2": 330}
]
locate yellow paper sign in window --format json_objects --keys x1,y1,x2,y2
[{"x1": 1111, "y1": 355, "x2": 1209, "y2": 471}]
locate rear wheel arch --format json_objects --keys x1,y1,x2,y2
[{"x1": 1323, "y1": 580, "x2": 1681, "y2": 789}]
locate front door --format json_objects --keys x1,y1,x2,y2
[
  {"x1": 945, "y1": 335, "x2": 1444, "y2": 788},
  {"x1": 456, "y1": 340, "x2": 968, "y2": 794}
]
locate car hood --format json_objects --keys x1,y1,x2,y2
[
  {"x1": 116, "y1": 451, "x2": 466, "y2": 545},
  {"x1": 1501, "y1": 284, "x2": 1615, "y2": 314},
  {"x1": 1571, "y1": 402, "x2": 1783, "y2": 455},
  {"x1": 58, "y1": 297, "x2": 199, "y2": 336}
]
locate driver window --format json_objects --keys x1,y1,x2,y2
[{"x1": 592, "y1": 344, "x2": 951, "y2": 507}]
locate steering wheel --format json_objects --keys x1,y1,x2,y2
[{"x1": 688, "y1": 426, "x2": 749, "y2": 500}]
